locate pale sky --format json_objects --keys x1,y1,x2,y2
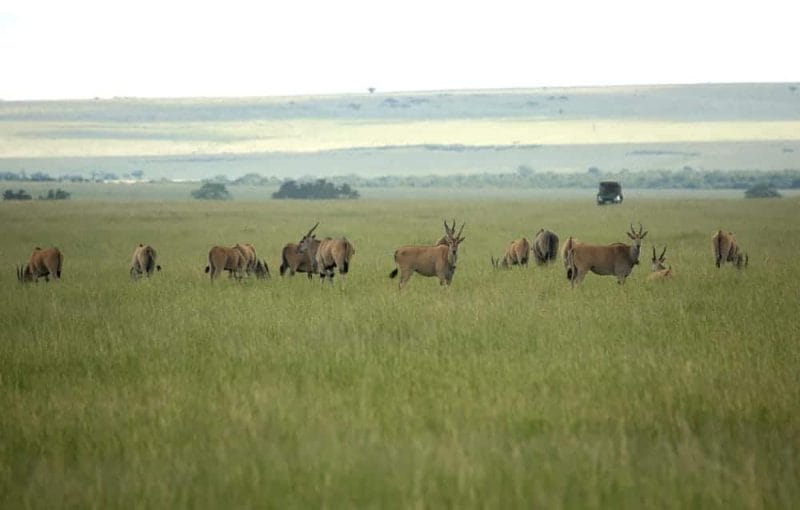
[{"x1": 0, "y1": 0, "x2": 796, "y2": 100}]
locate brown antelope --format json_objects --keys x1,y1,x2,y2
[
  {"x1": 712, "y1": 230, "x2": 748, "y2": 269},
  {"x1": 130, "y1": 244, "x2": 161, "y2": 279},
  {"x1": 281, "y1": 223, "x2": 321, "y2": 279},
  {"x1": 315, "y1": 237, "x2": 355, "y2": 284},
  {"x1": 389, "y1": 220, "x2": 465, "y2": 289},
  {"x1": 204, "y1": 246, "x2": 246, "y2": 281},
  {"x1": 563, "y1": 224, "x2": 647, "y2": 286},
  {"x1": 234, "y1": 243, "x2": 270, "y2": 279},
  {"x1": 491, "y1": 237, "x2": 530, "y2": 269},
  {"x1": 647, "y1": 245, "x2": 673, "y2": 281},
  {"x1": 532, "y1": 229, "x2": 559, "y2": 265},
  {"x1": 17, "y1": 247, "x2": 63, "y2": 283}
]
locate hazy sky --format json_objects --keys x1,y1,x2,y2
[{"x1": 1, "y1": 0, "x2": 796, "y2": 100}]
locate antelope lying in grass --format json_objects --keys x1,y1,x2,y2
[
  {"x1": 17, "y1": 247, "x2": 63, "y2": 283},
  {"x1": 390, "y1": 220, "x2": 465, "y2": 289},
  {"x1": 712, "y1": 230, "x2": 748, "y2": 269},
  {"x1": 563, "y1": 224, "x2": 647, "y2": 287},
  {"x1": 647, "y1": 245, "x2": 673, "y2": 281},
  {"x1": 491, "y1": 237, "x2": 530, "y2": 269},
  {"x1": 130, "y1": 244, "x2": 161, "y2": 279},
  {"x1": 532, "y1": 229, "x2": 559, "y2": 265}
]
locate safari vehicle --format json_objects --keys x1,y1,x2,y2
[{"x1": 597, "y1": 181, "x2": 623, "y2": 205}]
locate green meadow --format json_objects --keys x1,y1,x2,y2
[{"x1": 1, "y1": 196, "x2": 798, "y2": 508}]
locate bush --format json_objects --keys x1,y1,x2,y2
[
  {"x1": 39, "y1": 189, "x2": 71, "y2": 200},
  {"x1": 3, "y1": 189, "x2": 32, "y2": 200},
  {"x1": 272, "y1": 179, "x2": 359, "y2": 199},
  {"x1": 191, "y1": 182, "x2": 231, "y2": 200},
  {"x1": 744, "y1": 183, "x2": 782, "y2": 199}
]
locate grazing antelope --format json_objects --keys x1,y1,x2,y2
[
  {"x1": 315, "y1": 236, "x2": 355, "y2": 284},
  {"x1": 253, "y1": 259, "x2": 271, "y2": 279},
  {"x1": 234, "y1": 243, "x2": 270, "y2": 279},
  {"x1": 280, "y1": 223, "x2": 321, "y2": 279},
  {"x1": 647, "y1": 245, "x2": 673, "y2": 281},
  {"x1": 130, "y1": 244, "x2": 161, "y2": 279},
  {"x1": 563, "y1": 224, "x2": 647, "y2": 286},
  {"x1": 491, "y1": 237, "x2": 530, "y2": 269},
  {"x1": 532, "y1": 229, "x2": 559, "y2": 265},
  {"x1": 712, "y1": 230, "x2": 748, "y2": 269},
  {"x1": 389, "y1": 220, "x2": 465, "y2": 289},
  {"x1": 17, "y1": 247, "x2": 63, "y2": 283},
  {"x1": 204, "y1": 246, "x2": 246, "y2": 281}
]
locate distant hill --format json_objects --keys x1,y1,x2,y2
[{"x1": 1, "y1": 83, "x2": 799, "y2": 180}]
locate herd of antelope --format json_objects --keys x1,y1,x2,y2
[{"x1": 14, "y1": 222, "x2": 748, "y2": 288}]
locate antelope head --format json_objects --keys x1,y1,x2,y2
[
  {"x1": 298, "y1": 222, "x2": 319, "y2": 253},
  {"x1": 442, "y1": 220, "x2": 465, "y2": 266},
  {"x1": 626, "y1": 223, "x2": 648, "y2": 264},
  {"x1": 652, "y1": 245, "x2": 667, "y2": 271}
]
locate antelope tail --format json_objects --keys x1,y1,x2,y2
[
  {"x1": 279, "y1": 252, "x2": 289, "y2": 276},
  {"x1": 56, "y1": 251, "x2": 63, "y2": 278},
  {"x1": 204, "y1": 265, "x2": 211, "y2": 273},
  {"x1": 715, "y1": 230, "x2": 722, "y2": 268},
  {"x1": 389, "y1": 268, "x2": 399, "y2": 279}
]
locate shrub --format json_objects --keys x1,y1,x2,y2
[
  {"x1": 191, "y1": 182, "x2": 231, "y2": 200},
  {"x1": 39, "y1": 189, "x2": 71, "y2": 200},
  {"x1": 272, "y1": 179, "x2": 359, "y2": 199},
  {"x1": 744, "y1": 183, "x2": 782, "y2": 199},
  {"x1": 3, "y1": 189, "x2": 32, "y2": 200}
]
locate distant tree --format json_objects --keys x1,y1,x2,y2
[
  {"x1": 39, "y1": 188, "x2": 71, "y2": 200},
  {"x1": 368, "y1": 87, "x2": 376, "y2": 94},
  {"x1": 272, "y1": 179, "x2": 359, "y2": 199},
  {"x1": 233, "y1": 173, "x2": 270, "y2": 186},
  {"x1": 3, "y1": 189, "x2": 32, "y2": 200},
  {"x1": 191, "y1": 182, "x2": 232, "y2": 200},
  {"x1": 744, "y1": 183, "x2": 781, "y2": 199},
  {"x1": 587, "y1": 166, "x2": 601, "y2": 177},
  {"x1": 29, "y1": 172, "x2": 55, "y2": 182},
  {"x1": 131, "y1": 170, "x2": 145, "y2": 180}
]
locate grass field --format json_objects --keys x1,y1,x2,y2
[{"x1": 1, "y1": 196, "x2": 798, "y2": 508}]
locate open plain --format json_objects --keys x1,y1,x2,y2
[{"x1": 1, "y1": 195, "x2": 798, "y2": 508}]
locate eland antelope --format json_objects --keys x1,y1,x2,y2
[
  {"x1": 17, "y1": 247, "x2": 63, "y2": 283},
  {"x1": 647, "y1": 245, "x2": 673, "y2": 281},
  {"x1": 563, "y1": 224, "x2": 647, "y2": 286},
  {"x1": 712, "y1": 230, "x2": 748, "y2": 269},
  {"x1": 390, "y1": 220, "x2": 465, "y2": 289},
  {"x1": 130, "y1": 244, "x2": 161, "y2": 279},
  {"x1": 491, "y1": 237, "x2": 530, "y2": 269}
]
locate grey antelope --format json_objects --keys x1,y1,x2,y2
[
  {"x1": 712, "y1": 230, "x2": 748, "y2": 269},
  {"x1": 647, "y1": 245, "x2": 674, "y2": 281},
  {"x1": 17, "y1": 247, "x2": 63, "y2": 283},
  {"x1": 130, "y1": 244, "x2": 161, "y2": 279},
  {"x1": 563, "y1": 223, "x2": 647, "y2": 286},
  {"x1": 532, "y1": 229, "x2": 559, "y2": 265},
  {"x1": 491, "y1": 237, "x2": 530, "y2": 269},
  {"x1": 390, "y1": 220, "x2": 465, "y2": 289},
  {"x1": 204, "y1": 245, "x2": 246, "y2": 281}
]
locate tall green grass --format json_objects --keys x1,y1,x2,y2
[{"x1": 1, "y1": 197, "x2": 798, "y2": 508}]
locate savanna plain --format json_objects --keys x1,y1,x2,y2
[{"x1": 1, "y1": 195, "x2": 799, "y2": 509}]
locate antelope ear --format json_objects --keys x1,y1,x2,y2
[
  {"x1": 627, "y1": 232, "x2": 635, "y2": 240},
  {"x1": 458, "y1": 236, "x2": 465, "y2": 243},
  {"x1": 641, "y1": 231, "x2": 648, "y2": 239}
]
